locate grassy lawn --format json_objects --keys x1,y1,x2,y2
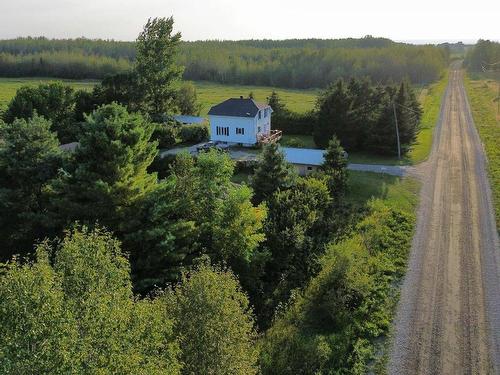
[
  {"x1": 464, "y1": 75, "x2": 500, "y2": 231},
  {"x1": 0, "y1": 77, "x2": 96, "y2": 110},
  {"x1": 347, "y1": 171, "x2": 420, "y2": 212},
  {"x1": 279, "y1": 134, "x2": 317, "y2": 148},
  {"x1": 192, "y1": 81, "x2": 317, "y2": 115}
]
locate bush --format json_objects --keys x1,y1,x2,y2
[
  {"x1": 152, "y1": 123, "x2": 178, "y2": 148},
  {"x1": 260, "y1": 201, "x2": 415, "y2": 374},
  {"x1": 179, "y1": 123, "x2": 209, "y2": 143}
]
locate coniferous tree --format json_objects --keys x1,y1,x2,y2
[
  {"x1": 51, "y1": 103, "x2": 158, "y2": 232},
  {"x1": 321, "y1": 136, "x2": 349, "y2": 198},
  {"x1": 0, "y1": 115, "x2": 64, "y2": 259},
  {"x1": 251, "y1": 143, "x2": 297, "y2": 204},
  {"x1": 314, "y1": 80, "x2": 353, "y2": 149}
]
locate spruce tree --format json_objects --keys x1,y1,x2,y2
[
  {"x1": 251, "y1": 143, "x2": 297, "y2": 204},
  {"x1": 321, "y1": 136, "x2": 348, "y2": 198},
  {"x1": 0, "y1": 115, "x2": 64, "y2": 259}
]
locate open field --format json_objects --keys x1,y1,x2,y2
[
  {"x1": 0, "y1": 77, "x2": 317, "y2": 115},
  {"x1": 192, "y1": 81, "x2": 318, "y2": 115},
  {"x1": 464, "y1": 75, "x2": 500, "y2": 231}
]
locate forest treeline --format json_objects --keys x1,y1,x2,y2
[
  {"x1": 465, "y1": 39, "x2": 500, "y2": 72},
  {"x1": 0, "y1": 36, "x2": 448, "y2": 86}
]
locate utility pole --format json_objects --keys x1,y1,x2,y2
[{"x1": 393, "y1": 101, "x2": 401, "y2": 160}]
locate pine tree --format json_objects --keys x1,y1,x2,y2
[
  {"x1": 51, "y1": 103, "x2": 158, "y2": 232},
  {"x1": 251, "y1": 143, "x2": 297, "y2": 204}
]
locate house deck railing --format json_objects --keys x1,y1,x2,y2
[{"x1": 257, "y1": 130, "x2": 282, "y2": 145}]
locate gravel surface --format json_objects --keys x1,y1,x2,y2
[{"x1": 388, "y1": 68, "x2": 500, "y2": 374}]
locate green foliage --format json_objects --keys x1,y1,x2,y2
[
  {"x1": 464, "y1": 76, "x2": 500, "y2": 231},
  {"x1": 153, "y1": 122, "x2": 179, "y2": 148},
  {"x1": 135, "y1": 17, "x2": 183, "y2": 116},
  {"x1": 175, "y1": 81, "x2": 201, "y2": 115},
  {"x1": 125, "y1": 151, "x2": 266, "y2": 292},
  {"x1": 179, "y1": 122, "x2": 209, "y2": 143},
  {"x1": 260, "y1": 201, "x2": 415, "y2": 374},
  {"x1": 261, "y1": 177, "x2": 334, "y2": 321},
  {"x1": 314, "y1": 78, "x2": 422, "y2": 156},
  {"x1": 180, "y1": 38, "x2": 448, "y2": 89},
  {"x1": 0, "y1": 37, "x2": 447, "y2": 88},
  {"x1": 3, "y1": 81, "x2": 79, "y2": 142},
  {"x1": 0, "y1": 115, "x2": 64, "y2": 259},
  {"x1": 321, "y1": 136, "x2": 349, "y2": 198},
  {"x1": 251, "y1": 143, "x2": 297, "y2": 203},
  {"x1": 51, "y1": 103, "x2": 158, "y2": 232},
  {"x1": 464, "y1": 40, "x2": 500, "y2": 72},
  {"x1": 168, "y1": 263, "x2": 259, "y2": 375},
  {"x1": 0, "y1": 227, "x2": 181, "y2": 374}
]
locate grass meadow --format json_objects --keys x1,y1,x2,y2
[
  {"x1": 0, "y1": 77, "x2": 317, "y2": 115},
  {"x1": 464, "y1": 75, "x2": 500, "y2": 231},
  {"x1": 193, "y1": 80, "x2": 318, "y2": 115}
]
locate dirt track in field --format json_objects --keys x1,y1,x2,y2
[{"x1": 388, "y1": 67, "x2": 500, "y2": 374}]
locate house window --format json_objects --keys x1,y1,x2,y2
[
  {"x1": 257, "y1": 126, "x2": 261, "y2": 133},
  {"x1": 264, "y1": 109, "x2": 267, "y2": 118},
  {"x1": 216, "y1": 126, "x2": 229, "y2": 136},
  {"x1": 258, "y1": 111, "x2": 262, "y2": 120},
  {"x1": 236, "y1": 127, "x2": 245, "y2": 135},
  {"x1": 307, "y1": 166, "x2": 313, "y2": 171}
]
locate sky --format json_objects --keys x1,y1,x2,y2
[{"x1": 0, "y1": 0, "x2": 499, "y2": 42}]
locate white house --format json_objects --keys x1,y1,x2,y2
[{"x1": 208, "y1": 97, "x2": 280, "y2": 146}]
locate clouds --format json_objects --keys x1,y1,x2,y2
[{"x1": 0, "y1": 0, "x2": 498, "y2": 41}]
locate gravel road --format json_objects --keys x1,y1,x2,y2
[{"x1": 388, "y1": 68, "x2": 500, "y2": 374}]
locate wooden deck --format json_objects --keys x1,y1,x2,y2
[{"x1": 257, "y1": 130, "x2": 282, "y2": 145}]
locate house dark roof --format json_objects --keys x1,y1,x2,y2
[{"x1": 208, "y1": 98, "x2": 271, "y2": 118}]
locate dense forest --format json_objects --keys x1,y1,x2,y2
[
  {"x1": 465, "y1": 39, "x2": 500, "y2": 72},
  {"x1": 0, "y1": 36, "x2": 448, "y2": 87}
]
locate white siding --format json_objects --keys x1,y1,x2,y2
[
  {"x1": 209, "y1": 115, "x2": 257, "y2": 145},
  {"x1": 257, "y1": 109, "x2": 271, "y2": 135}
]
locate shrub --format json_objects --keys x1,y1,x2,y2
[
  {"x1": 179, "y1": 123, "x2": 209, "y2": 143},
  {"x1": 152, "y1": 123, "x2": 178, "y2": 148}
]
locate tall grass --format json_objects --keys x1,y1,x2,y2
[
  {"x1": 407, "y1": 71, "x2": 449, "y2": 163},
  {"x1": 464, "y1": 76, "x2": 500, "y2": 231}
]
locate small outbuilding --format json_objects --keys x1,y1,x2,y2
[{"x1": 282, "y1": 147, "x2": 326, "y2": 176}]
